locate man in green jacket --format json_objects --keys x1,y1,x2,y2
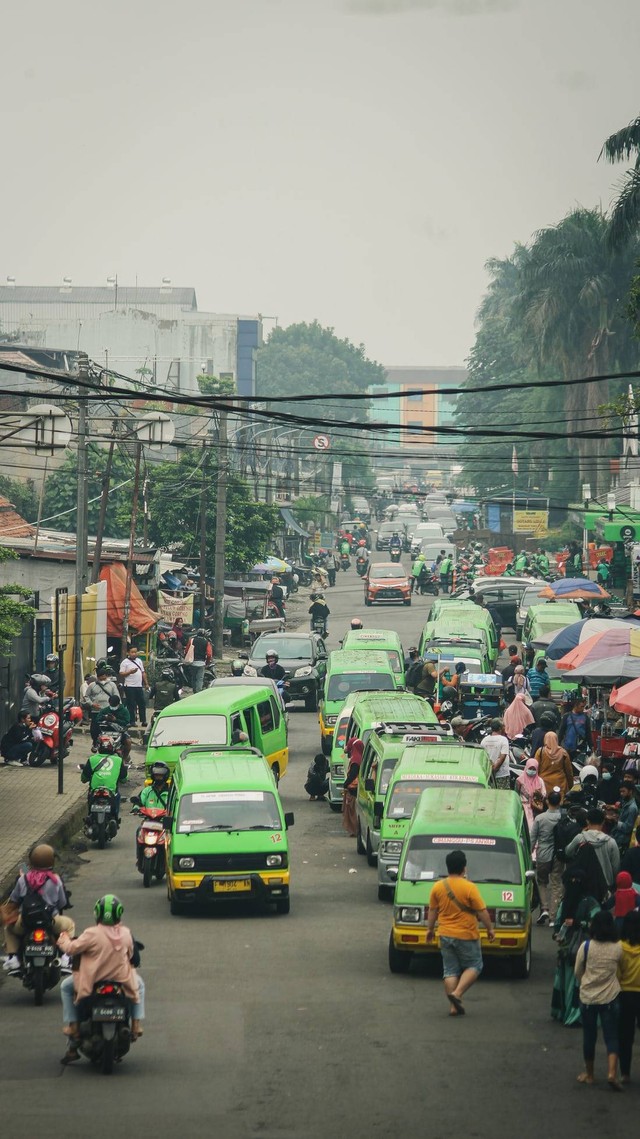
[
  {"x1": 411, "y1": 553, "x2": 425, "y2": 594},
  {"x1": 81, "y1": 729, "x2": 129, "y2": 822}
]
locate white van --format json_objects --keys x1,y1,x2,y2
[
  {"x1": 420, "y1": 542, "x2": 456, "y2": 567},
  {"x1": 411, "y1": 522, "x2": 445, "y2": 554}
]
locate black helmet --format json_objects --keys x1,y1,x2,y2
[
  {"x1": 161, "y1": 667, "x2": 175, "y2": 680},
  {"x1": 540, "y1": 711, "x2": 558, "y2": 729},
  {"x1": 149, "y1": 761, "x2": 170, "y2": 783}
]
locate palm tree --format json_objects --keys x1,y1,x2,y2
[{"x1": 600, "y1": 116, "x2": 640, "y2": 247}]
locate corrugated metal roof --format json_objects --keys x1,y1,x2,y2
[{"x1": 0, "y1": 286, "x2": 197, "y2": 308}]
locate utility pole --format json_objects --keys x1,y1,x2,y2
[
  {"x1": 121, "y1": 442, "x2": 143, "y2": 650},
  {"x1": 199, "y1": 436, "x2": 208, "y2": 628},
  {"x1": 74, "y1": 353, "x2": 90, "y2": 700},
  {"x1": 91, "y1": 435, "x2": 116, "y2": 584},
  {"x1": 212, "y1": 409, "x2": 228, "y2": 659}
]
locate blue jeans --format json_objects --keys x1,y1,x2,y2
[
  {"x1": 61, "y1": 973, "x2": 145, "y2": 1024},
  {"x1": 581, "y1": 999, "x2": 619, "y2": 1061},
  {"x1": 439, "y1": 936, "x2": 483, "y2": 978}
]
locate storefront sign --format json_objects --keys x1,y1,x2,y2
[
  {"x1": 158, "y1": 590, "x2": 194, "y2": 624},
  {"x1": 513, "y1": 509, "x2": 549, "y2": 537}
]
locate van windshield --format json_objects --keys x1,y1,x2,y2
[
  {"x1": 388, "y1": 779, "x2": 482, "y2": 818},
  {"x1": 177, "y1": 791, "x2": 281, "y2": 833},
  {"x1": 402, "y1": 835, "x2": 522, "y2": 884},
  {"x1": 149, "y1": 715, "x2": 227, "y2": 747},
  {"x1": 327, "y1": 673, "x2": 395, "y2": 701}
]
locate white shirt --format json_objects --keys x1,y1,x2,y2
[
  {"x1": 120, "y1": 658, "x2": 145, "y2": 687},
  {"x1": 483, "y1": 733, "x2": 510, "y2": 778}
]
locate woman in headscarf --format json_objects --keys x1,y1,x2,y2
[
  {"x1": 507, "y1": 665, "x2": 531, "y2": 705},
  {"x1": 342, "y1": 738, "x2": 363, "y2": 837},
  {"x1": 536, "y1": 731, "x2": 574, "y2": 799},
  {"x1": 503, "y1": 692, "x2": 535, "y2": 741},
  {"x1": 607, "y1": 871, "x2": 640, "y2": 935},
  {"x1": 515, "y1": 756, "x2": 547, "y2": 828}
]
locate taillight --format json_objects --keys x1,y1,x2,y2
[
  {"x1": 33, "y1": 928, "x2": 46, "y2": 943},
  {"x1": 95, "y1": 788, "x2": 110, "y2": 798},
  {"x1": 97, "y1": 983, "x2": 115, "y2": 994}
]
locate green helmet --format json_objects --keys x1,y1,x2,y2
[{"x1": 94, "y1": 894, "x2": 123, "y2": 926}]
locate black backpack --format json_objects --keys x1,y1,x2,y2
[
  {"x1": 21, "y1": 884, "x2": 54, "y2": 930},
  {"x1": 567, "y1": 839, "x2": 609, "y2": 905},
  {"x1": 406, "y1": 659, "x2": 425, "y2": 689},
  {"x1": 554, "y1": 813, "x2": 582, "y2": 862}
]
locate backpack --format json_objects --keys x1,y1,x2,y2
[
  {"x1": 554, "y1": 813, "x2": 581, "y2": 862},
  {"x1": 562, "y1": 713, "x2": 585, "y2": 754},
  {"x1": 21, "y1": 883, "x2": 54, "y2": 930},
  {"x1": 568, "y1": 839, "x2": 609, "y2": 904},
  {"x1": 406, "y1": 659, "x2": 425, "y2": 689}
]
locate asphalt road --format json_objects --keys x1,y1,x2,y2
[{"x1": 2, "y1": 557, "x2": 637, "y2": 1135}]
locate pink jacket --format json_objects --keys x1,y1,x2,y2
[{"x1": 58, "y1": 923, "x2": 139, "y2": 1002}]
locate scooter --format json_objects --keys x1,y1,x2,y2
[
  {"x1": 356, "y1": 556, "x2": 369, "y2": 578},
  {"x1": 389, "y1": 547, "x2": 401, "y2": 563},
  {"x1": 132, "y1": 803, "x2": 167, "y2": 887},
  {"x1": 419, "y1": 572, "x2": 439, "y2": 596},
  {"x1": 311, "y1": 617, "x2": 328, "y2": 637},
  {"x1": 29, "y1": 699, "x2": 82, "y2": 766},
  {"x1": 6, "y1": 914, "x2": 63, "y2": 1006},
  {"x1": 84, "y1": 785, "x2": 119, "y2": 849},
  {"x1": 74, "y1": 980, "x2": 136, "y2": 1074},
  {"x1": 340, "y1": 553, "x2": 351, "y2": 572}
]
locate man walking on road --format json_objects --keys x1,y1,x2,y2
[
  {"x1": 119, "y1": 647, "x2": 148, "y2": 728},
  {"x1": 426, "y1": 849, "x2": 495, "y2": 1016}
]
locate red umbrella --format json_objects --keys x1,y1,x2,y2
[{"x1": 610, "y1": 678, "x2": 640, "y2": 715}]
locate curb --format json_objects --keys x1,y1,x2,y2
[{"x1": 0, "y1": 794, "x2": 88, "y2": 900}]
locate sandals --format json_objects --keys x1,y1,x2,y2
[{"x1": 449, "y1": 994, "x2": 465, "y2": 1015}]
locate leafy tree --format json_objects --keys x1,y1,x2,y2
[
  {"x1": 0, "y1": 547, "x2": 37, "y2": 652},
  {"x1": 144, "y1": 449, "x2": 280, "y2": 574},
  {"x1": 0, "y1": 474, "x2": 37, "y2": 523},
  {"x1": 600, "y1": 116, "x2": 640, "y2": 247},
  {"x1": 196, "y1": 374, "x2": 236, "y2": 398}
]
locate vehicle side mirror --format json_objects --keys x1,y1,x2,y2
[
  {"x1": 373, "y1": 802, "x2": 383, "y2": 824},
  {"x1": 284, "y1": 812, "x2": 295, "y2": 829},
  {"x1": 525, "y1": 869, "x2": 536, "y2": 881},
  {"x1": 387, "y1": 866, "x2": 398, "y2": 881},
  {"x1": 365, "y1": 778, "x2": 375, "y2": 793},
  {"x1": 162, "y1": 815, "x2": 173, "y2": 829}
]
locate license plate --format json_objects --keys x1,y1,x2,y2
[
  {"x1": 24, "y1": 943, "x2": 54, "y2": 956},
  {"x1": 213, "y1": 878, "x2": 252, "y2": 893},
  {"x1": 91, "y1": 804, "x2": 109, "y2": 813},
  {"x1": 93, "y1": 1006, "x2": 126, "y2": 1021}
]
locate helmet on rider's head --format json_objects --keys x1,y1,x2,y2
[
  {"x1": 266, "y1": 651, "x2": 279, "y2": 662},
  {"x1": 29, "y1": 673, "x2": 50, "y2": 688},
  {"x1": 45, "y1": 654, "x2": 58, "y2": 667},
  {"x1": 161, "y1": 667, "x2": 176, "y2": 680},
  {"x1": 149, "y1": 761, "x2": 170, "y2": 784},
  {"x1": 231, "y1": 659, "x2": 246, "y2": 675},
  {"x1": 315, "y1": 593, "x2": 325, "y2": 600},
  {"x1": 94, "y1": 895, "x2": 123, "y2": 926},
  {"x1": 30, "y1": 843, "x2": 55, "y2": 869},
  {"x1": 540, "y1": 711, "x2": 558, "y2": 729},
  {"x1": 350, "y1": 618, "x2": 363, "y2": 629},
  {"x1": 579, "y1": 764, "x2": 599, "y2": 784},
  {"x1": 358, "y1": 539, "x2": 366, "y2": 547}
]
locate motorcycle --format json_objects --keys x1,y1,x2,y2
[
  {"x1": 311, "y1": 617, "x2": 328, "y2": 637},
  {"x1": 356, "y1": 556, "x2": 369, "y2": 578},
  {"x1": 419, "y1": 572, "x2": 439, "y2": 596},
  {"x1": 8, "y1": 913, "x2": 62, "y2": 1006},
  {"x1": 389, "y1": 547, "x2": 402, "y2": 563},
  {"x1": 340, "y1": 554, "x2": 351, "y2": 572},
  {"x1": 84, "y1": 785, "x2": 119, "y2": 849},
  {"x1": 29, "y1": 698, "x2": 82, "y2": 766},
  {"x1": 74, "y1": 980, "x2": 135, "y2": 1074},
  {"x1": 132, "y1": 803, "x2": 167, "y2": 887}
]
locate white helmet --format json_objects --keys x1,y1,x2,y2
[{"x1": 579, "y1": 764, "x2": 599, "y2": 783}]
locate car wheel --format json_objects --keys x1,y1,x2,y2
[
  {"x1": 511, "y1": 936, "x2": 532, "y2": 979},
  {"x1": 275, "y1": 896, "x2": 290, "y2": 915},
  {"x1": 364, "y1": 597, "x2": 372, "y2": 607},
  {"x1": 378, "y1": 884, "x2": 393, "y2": 902},
  {"x1": 404, "y1": 598, "x2": 411, "y2": 606},
  {"x1": 321, "y1": 735, "x2": 332, "y2": 756},
  {"x1": 388, "y1": 931, "x2": 412, "y2": 974},
  {"x1": 305, "y1": 691, "x2": 318, "y2": 712},
  {"x1": 366, "y1": 830, "x2": 377, "y2": 867},
  {"x1": 356, "y1": 820, "x2": 366, "y2": 856},
  {"x1": 329, "y1": 802, "x2": 342, "y2": 813}
]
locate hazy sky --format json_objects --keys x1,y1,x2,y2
[{"x1": 2, "y1": 0, "x2": 639, "y2": 366}]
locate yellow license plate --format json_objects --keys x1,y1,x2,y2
[{"x1": 213, "y1": 878, "x2": 252, "y2": 893}]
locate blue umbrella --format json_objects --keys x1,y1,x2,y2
[
  {"x1": 546, "y1": 616, "x2": 640, "y2": 660},
  {"x1": 539, "y1": 577, "x2": 609, "y2": 599}
]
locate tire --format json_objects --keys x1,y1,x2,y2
[
  {"x1": 404, "y1": 599, "x2": 411, "y2": 606},
  {"x1": 96, "y1": 819, "x2": 107, "y2": 850},
  {"x1": 388, "y1": 932, "x2": 412, "y2": 974},
  {"x1": 329, "y1": 802, "x2": 342, "y2": 813},
  {"x1": 366, "y1": 830, "x2": 377, "y2": 867},
  {"x1": 29, "y1": 743, "x2": 47, "y2": 768},
  {"x1": 170, "y1": 894, "x2": 187, "y2": 916},
  {"x1": 364, "y1": 597, "x2": 372, "y2": 607},
  {"x1": 275, "y1": 896, "x2": 290, "y2": 914},
  {"x1": 33, "y1": 969, "x2": 45, "y2": 1006},
  {"x1": 101, "y1": 1035, "x2": 115, "y2": 1075},
  {"x1": 155, "y1": 856, "x2": 166, "y2": 882},
  {"x1": 378, "y1": 884, "x2": 393, "y2": 902},
  {"x1": 272, "y1": 763, "x2": 280, "y2": 786},
  {"x1": 143, "y1": 860, "x2": 153, "y2": 888},
  {"x1": 304, "y1": 691, "x2": 318, "y2": 712},
  {"x1": 511, "y1": 936, "x2": 532, "y2": 980},
  {"x1": 356, "y1": 820, "x2": 366, "y2": 855},
  {"x1": 321, "y1": 736, "x2": 332, "y2": 756}
]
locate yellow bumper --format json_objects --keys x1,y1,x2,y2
[
  {"x1": 171, "y1": 869, "x2": 290, "y2": 892},
  {"x1": 392, "y1": 924, "x2": 530, "y2": 955}
]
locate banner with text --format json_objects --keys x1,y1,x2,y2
[
  {"x1": 158, "y1": 590, "x2": 194, "y2": 624},
  {"x1": 513, "y1": 509, "x2": 549, "y2": 538}
]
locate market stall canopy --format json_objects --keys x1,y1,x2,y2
[
  {"x1": 557, "y1": 626, "x2": 640, "y2": 672},
  {"x1": 251, "y1": 556, "x2": 289, "y2": 574},
  {"x1": 538, "y1": 578, "x2": 609, "y2": 600},
  {"x1": 545, "y1": 617, "x2": 640, "y2": 660},
  {"x1": 280, "y1": 507, "x2": 308, "y2": 538},
  {"x1": 99, "y1": 564, "x2": 157, "y2": 637},
  {"x1": 610, "y1": 678, "x2": 640, "y2": 715},
  {"x1": 561, "y1": 655, "x2": 640, "y2": 684}
]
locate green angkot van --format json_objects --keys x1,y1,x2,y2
[
  {"x1": 340, "y1": 628, "x2": 405, "y2": 684},
  {"x1": 318, "y1": 650, "x2": 399, "y2": 755},
  {"x1": 165, "y1": 750, "x2": 294, "y2": 915},
  {"x1": 145, "y1": 684, "x2": 288, "y2": 780},
  {"x1": 388, "y1": 786, "x2": 533, "y2": 977},
  {"x1": 522, "y1": 602, "x2": 582, "y2": 653},
  {"x1": 420, "y1": 610, "x2": 498, "y2": 667},
  {"x1": 376, "y1": 742, "x2": 494, "y2": 902}
]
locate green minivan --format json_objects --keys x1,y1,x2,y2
[
  {"x1": 145, "y1": 683, "x2": 288, "y2": 780},
  {"x1": 318, "y1": 650, "x2": 399, "y2": 755},
  {"x1": 340, "y1": 628, "x2": 406, "y2": 684},
  {"x1": 165, "y1": 749, "x2": 294, "y2": 915},
  {"x1": 388, "y1": 786, "x2": 534, "y2": 977},
  {"x1": 522, "y1": 601, "x2": 582, "y2": 653},
  {"x1": 376, "y1": 742, "x2": 494, "y2": 901},
  {"x1": 420, "y1": 610, "x2": 498, "y2": 667}
]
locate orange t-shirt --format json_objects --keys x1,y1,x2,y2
[{"x1": 429, "y1": 876, "x2": 486, "y2": 940}]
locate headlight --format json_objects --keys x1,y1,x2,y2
[
  {"x1": 178, "y1": 857, "x2": 195, "y2": 870},
  {"x1": 266, "y1": 854, "x2": 283, "y2": 867},
  {"x1": 332, "y1": 764, "x2": 345, "y2": 777},
  {"x1": 382, "y1": 840, "x2": 404, "y2": 856},
  {"x1": 294, "y1": 666, "x2": 313, "y2": 677},
  {"x1": 394, "y1": 905, "x2": 423, "y2": 923},
  {"x1": 496, "y1": 909, "x2": 525, "y2": 926},
  {"x1": 325, "y1": 715, "x2": 338, "y2": 726}
]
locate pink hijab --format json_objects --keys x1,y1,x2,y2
[{"x1": 503, "y1": 692, "x2": 535, "y2": 740}]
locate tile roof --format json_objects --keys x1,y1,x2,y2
[{"x1": 0, "y1": 495, "x2": 35, "y2": 538}]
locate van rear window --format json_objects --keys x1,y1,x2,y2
[
  {"x1": 402, "y1": 835, "x2": 521, "y2": 884},
  {"x1": 149, "y1": 714, "x2": 227, "y2": 748}
]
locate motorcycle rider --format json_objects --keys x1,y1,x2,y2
[
  {"x1": 389, "y1": 531, "x2": 402, "y2": 557},
  {"x1": 309, "y1": 593, "x2": 330, "y2": 633},
  {"x1": 270, "y1": 578, "x2": 286, "y2": 618},
  {"x1": 149, "y1": 667, "x2": 180, "y2": 712},
  {"x1": 94, "y1": 694, "x2": 132, "y2": 761},
  {"x1": 21, "y1": 673, "x2": 52, "y2": 721},
  {"x1": 85, "y1": 665, "x2": 120, "y2": 745},
  {"x1": 231, "y1": 652, "x2": 253, "y2": 677},
  {"x1": 339, "y1": 536, "x2": 351, "y2": 557},
  {"x1": 185, "y1": 627, "x2": 213, "y2": 692},
  {"x1": 514, "y1": 550, "x2": 529, "y2": 573},
  {"x1": 81, "y1": 720, "x2": 129, "y2": 823},
  {"x1": 536, "y1": 548, "x2": 550, "y2": 576},
  {"x1": 260, "y1": 650, "x2": 287, "y2": 683},
  {"x1": 138, "y1": 761, "x2": 171, "y2": 811},
  {"x1": 58, "y1": 894, "x2": 145, "y2": 1062},
  {"x1": 45, "y1": 654, "x2": 64, "y2": 696},
  {"x1": 3, "y1": 844, "x2": 74, "y2": 973}
]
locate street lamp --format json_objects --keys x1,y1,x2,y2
[{"x1": 582, "y1": 484, "x2": 592, "y2": 564}]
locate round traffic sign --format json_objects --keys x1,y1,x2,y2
[
  {"x1": 621, "y1": 525, "x2": 636, "y2": 541},
  {"x1": 313, "y1": 434, "x2": 330, "y2": 451}
]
